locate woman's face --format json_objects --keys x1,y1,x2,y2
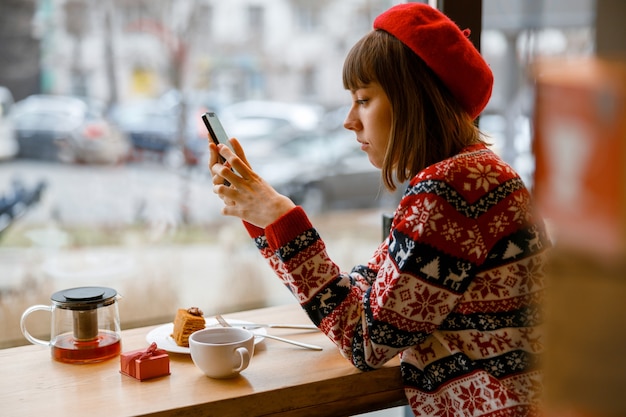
[{"x1": 343, "y1": 82, "x2": 392, "y2": 169}]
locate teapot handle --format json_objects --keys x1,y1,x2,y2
[{"x1": 20, "y1": 305, "x2": 52, "y2": 346}]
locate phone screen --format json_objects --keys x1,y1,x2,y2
[
  {"x1": 202, "y1": 111, "x2": 233, "y2": 185},
  {"x1": 202, "y1": 112, "x2": 230, "y2": 149}
]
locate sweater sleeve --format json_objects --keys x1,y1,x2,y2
[
  {"x1": 249, "y1": 201, "x2": 463, "y2": 371},
  {"x1": 242, "y1": 206, "x2": 313, "y2": 243}
]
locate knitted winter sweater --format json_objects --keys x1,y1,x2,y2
[{"x1": 244, "y1": 144, "x2": 550, "y2": 416}]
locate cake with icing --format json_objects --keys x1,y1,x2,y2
[{"x1": 171, "y1": 307, "x2": 205, "y2": 347}]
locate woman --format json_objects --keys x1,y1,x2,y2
[{"x1": 209, "y1": 3, "x2": 549, "y2": 416}]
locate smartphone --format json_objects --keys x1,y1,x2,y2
[
  {"x1": 201, "y1": 111, "x2": 231, "y2": 164},
  {"x1": 202, "y1": 111, "x2": 233, "y2": 185}
]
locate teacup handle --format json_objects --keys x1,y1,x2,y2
[
  {"x1": 233, "y1": 347, "x2": 250, "y2": 373},
  {"x1": 20, "y1": 305, "x2": 53, "y2": 346}
]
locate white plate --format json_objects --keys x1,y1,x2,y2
[{"x1": 145, "y1": 318, "x2": 267, "y2": 354}]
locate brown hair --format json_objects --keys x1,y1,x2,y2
[{"x1": 342, "y1": 30, "x2": 484, "y2": 191}]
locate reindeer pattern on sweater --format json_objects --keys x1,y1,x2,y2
[{"x1": 244, "y1": 144, "x2": 550, "y2": 416}]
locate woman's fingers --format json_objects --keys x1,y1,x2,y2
[
  {"x1": 209, "y1": 136, "x2": 296, "y2": 227},
  {"x1": 208, "y1": 140, "x2": 240, "y2": 186},
  {"x1": 229, "y1": 138, "x2": 251, "y2": 168},
  {"x1": 214, "y1": 142, "x2": 255, "y2": 185},
  {"x1": 215, "y1": 138, "x2": 252, "y2": 173},
  {"x1": 213, "y1": 182, "x2": 236, "y2": 200},
  {"x1": 215, "y1": 163, "x2": 240, "y2": 187}
]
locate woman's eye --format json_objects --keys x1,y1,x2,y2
[{"x1": 356, "y1": 99, "x2": 368, "y2": 105}]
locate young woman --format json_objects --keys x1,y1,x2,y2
[{"x1": 209, "y1": 3, "x2": 550, "y2": 416}]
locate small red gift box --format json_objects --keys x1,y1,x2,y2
[{"x1": 120, "y1": 342, "x2": 170, "y2": 381}]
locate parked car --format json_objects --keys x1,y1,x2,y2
[
  {"x1": 219, "y1": 100, "x2": 325, "y2": 145},
  {"x1": 180, "y1": 99, "x2": 326, "y2": 173},
  {"x1": 0, "y1": 86, "x2": 18, "y2": 161},
  {"x1": 109, "y1": 91, "x2": 222, "y2": 168},
  {"x1": 255, "y1": 129, "x2": 404, "y2": 214},
  {"x1": 11, "y1": 95, "x2": 131, "y2": 164},
  {"x1": 109, "y1": 99, "x2": 179, "y2": 155},
  {"x1": 0, "y1": 177, "x2": 46, "y2": 237}
]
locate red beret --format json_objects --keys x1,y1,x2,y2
[{"x1": 374, "y1": 3, "x2": 493, "y2": 119}]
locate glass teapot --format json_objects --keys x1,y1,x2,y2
[{"x1": 20, "y1": 286, "x2": 122, "y2": 364}]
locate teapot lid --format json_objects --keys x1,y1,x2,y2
[{"x1": 51, "y1": 286, "x2": 117, "y2": 310}]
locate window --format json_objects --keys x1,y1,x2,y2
[
  {"x1": 0, "y1": 0, "x2": 598, "y2": 353},
  {"x1": 248, "y1": 5, "x2": 264, "y2": 36},
  {"x1": 293, "y1": 3, "x2": 320, "y2": 32}
]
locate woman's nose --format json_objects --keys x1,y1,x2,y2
[{"x1": 343, "y1": 109, "x2": 360, "y2": 131}]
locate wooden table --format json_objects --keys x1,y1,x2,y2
[{"x1": 1, "y1": 304, "x2": 406, "y2": 416}]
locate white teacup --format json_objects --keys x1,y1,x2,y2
[{"x1": 189, "y1": 327, "x2": 255, "y2": 378}]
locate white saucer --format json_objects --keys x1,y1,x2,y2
[{"x1": 145, "y1": 318, "x2": 267, "y2": 354}]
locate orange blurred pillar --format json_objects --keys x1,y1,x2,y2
[
  {"x1": 533, "y1": 57, "x2": 626, "y2": 417},
  {"x1": 534, "y1": 57, "x2": 626, "y2": 259}
]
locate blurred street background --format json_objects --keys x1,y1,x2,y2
[{"x1": 0, "y1": 157, "x2": 391, "y2": 344}]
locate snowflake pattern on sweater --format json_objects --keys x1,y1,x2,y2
[{"x1": 246, "y1": 144, "x2": 549, "y2": 417}]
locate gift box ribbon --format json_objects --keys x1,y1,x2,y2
[{"x1": 121, "y1": 342, "x2": 167, "y2": 374}]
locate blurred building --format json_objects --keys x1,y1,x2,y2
[
  {"x1": 0, "y1": 0, "x2": 594, "y2": 107},
  {"x1": 0, "y1": 0, "x2": 40, "y2": 101},
  {"x1": 18, "y1": 0, "x2": 398, "y2": 107}
]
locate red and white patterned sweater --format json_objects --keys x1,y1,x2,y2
[{"x1": 244, "y1": 144, "x2": 550, "y2": 416}]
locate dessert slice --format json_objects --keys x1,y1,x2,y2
[{"x1": 171, "y1": 307, "x2": 205, "y2": 347}]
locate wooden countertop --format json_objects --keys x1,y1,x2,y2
[{"x1": 1, "y1": 304, "x2": 406, "y2": 416}]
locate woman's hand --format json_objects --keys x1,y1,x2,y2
[{"x1": 208, "y1": 137, "x2": 296, "y2": 228}]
